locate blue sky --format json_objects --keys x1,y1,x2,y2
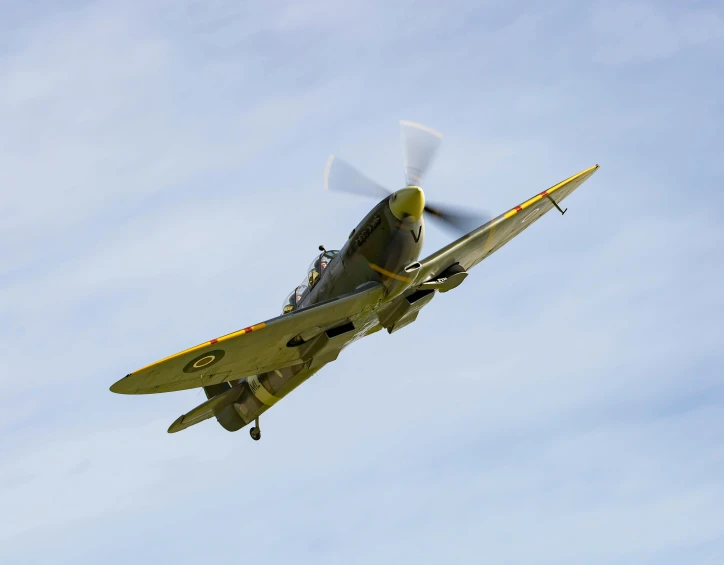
[{"x1": 1, "y1": 1, "x2": 723, "y2": 563}]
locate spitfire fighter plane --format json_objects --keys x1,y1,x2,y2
[{"x1": 110, "y1": 121, "x2": 599, "y2": 440}]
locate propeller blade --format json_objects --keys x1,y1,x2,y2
[
  {"x1": 400, "y1": 120, "x2": 443, "y2": 187},
  {"x1": 324, "y1": 155, "x2": 391, "y2": 199},
  {"x1": 424, "y1": 201, "x2": 491, "y2": 236}
]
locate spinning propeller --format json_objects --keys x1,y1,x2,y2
[{"x1": 324, "y1": 121, "x2": 490, "y2": 236}]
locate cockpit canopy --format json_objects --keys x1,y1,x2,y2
[
  {"x1": 282, "y1": 250, "x2": 339, "y2": 314},
  {"x1": 306, "y1": 250, "x2": 339, "y2": 288},
  {"x1": 282, "y1": 283, "x2": 308, "y2": 314}
]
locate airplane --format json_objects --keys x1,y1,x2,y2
[{"x1": 110, "y1": 121, "x2": 599, "y2": 441}]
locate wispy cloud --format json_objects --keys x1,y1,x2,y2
[{"x1": 590, "y1": 1, "x2": 724, "y2": 64}]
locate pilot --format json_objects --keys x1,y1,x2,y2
[
  {"x1": 310, "y1": 256, "x2": 329, "y2": 287},
  {"x1": 318, "y1": 254, "x2": 333, "y2": 274}
]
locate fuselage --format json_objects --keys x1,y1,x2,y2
[
  {"x1": 216, "y1": 189, "x2": 428, "y2": 431},
  {"x1": 307, "y1": 193, "x2": 426, "y2": 306}
]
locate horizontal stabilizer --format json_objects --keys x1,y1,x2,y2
[{"x1": 168, "y1": 383, "x2": 243, "y2": 433}]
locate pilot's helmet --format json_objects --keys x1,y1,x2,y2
[
  {"x1": 294, "y1": 283, "x2": 306, "y2": 303},
  {"x1": 317, "y1": 253, "x2": 331, "y2": 272}
]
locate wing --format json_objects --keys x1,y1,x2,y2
[
  {"x1": 110, "y1": 282, "x2": 385, "y2": 395},
  {"x1": 408, "y1": 165, "x2": 600, "y2": 286}
]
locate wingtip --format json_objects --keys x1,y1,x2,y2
[{"x1": 109, "y1": 374, "x2": 133, "y2": 394}]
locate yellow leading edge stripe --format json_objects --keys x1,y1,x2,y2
[
  {"x1": 369, "y1": 262, "x2": 413, "y2": 283},
  {"x1": 503, "y1": 164, "x2": 599, "y2": 220},
  {"x1": 132, "y1": 322, "x2": 267, "y2": 374}
]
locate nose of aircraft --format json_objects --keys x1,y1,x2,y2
[{"x1": 389, "y1": 186, "x2": 425, "y2": 222}]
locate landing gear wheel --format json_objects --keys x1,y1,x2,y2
[{"x1": 249, "y1": 417, "x2": 261, "y2": 441}]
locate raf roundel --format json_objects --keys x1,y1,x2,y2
[
  {"x1": 183, "y1": 349, "x2": 226, "y2": 374},
  {"x1": 193, "y1": 356, "x2": 215, "y2": 368}
]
